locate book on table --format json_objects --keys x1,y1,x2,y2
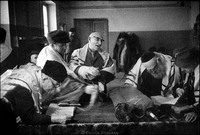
[
  {"x1": 151, "y1": 96, "x2": 180, "y2": 106},
  {"x1": 46, "y1": 103, "x2": 76, "y2": 120}
]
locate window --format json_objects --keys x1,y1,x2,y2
[
  {"x1": 43, "y1": 4, "x2": 48, "y2": 38},
  {"x1": 42, "y1": 1, "x2": 57, "y2": 37}
]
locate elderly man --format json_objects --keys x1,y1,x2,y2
[
  {"x1": 125, "y1": 51, "x2": 181, "y2": 98},
  {"x1": 69, "y1": 32, "x2": 115, "y2": 102}
]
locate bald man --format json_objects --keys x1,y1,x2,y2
[{"x1": 69, "y1": 32, "x2": 115, "y2": 103}]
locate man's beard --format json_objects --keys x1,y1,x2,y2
[{"x1": 149, "y1": 62, "x2": 166, "y2": 79}]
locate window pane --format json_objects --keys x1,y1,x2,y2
[
  {"x1": 43, "y1": 5, "x2": 48, "y2": 37},
  {"x1": 43, "y1": 5, "x2": 48, "y2": 25}
]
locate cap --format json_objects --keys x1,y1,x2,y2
[
  {"x1": 30, "y1": 50, "x2": 40, "y2": 55},
  {"x1": 89, "y1": 32, "x2": 104, "y2": 41},
  {"x1": 42, "y1": 60, "x2": 68, "y2": 83},
  {"x1": 141, "y1": 52, "x2": 157, "y2": 70},
  {"x1": 48, "y1": 30, "x2": 70, "y2": 44}
]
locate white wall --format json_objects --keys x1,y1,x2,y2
[
  {"x1": 57, "y1": 1, "x2": 200, "y2": 32},
  {"x1": 190, "y1": 1, "x2": 199, "y2": 28},
  {"x1": 0, "y1": 1, "x2": 9, "y2": 24},
  {"x1": 63, "y1": 7, "x2": 191, "y2": 32},
  {"x1": 0, "y1": 1, "x2": 12, "y2": 50}
]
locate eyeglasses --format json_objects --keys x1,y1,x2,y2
[{"x1": 93, "y1": 36, "x2": 104, "y2": 42}]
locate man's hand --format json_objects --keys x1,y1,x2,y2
[
  {"x1": 171, "y1": 105, "x2": 192, "y2": 114},
  {"x1": 176, "y1": 88, "x2": 185, "y2": 97},
  {"x1": 85, "y1": 84, "x2": 98, "y2": 95},
  {"x1": 84, "y1": 84, "x2": 98, "y2": 111},
  {"x1": 78, "y1": 66, "x2": 100, "y2": 80},
  {"x1": 98, "y1": 82, "x2": 104, "y2": 92}
]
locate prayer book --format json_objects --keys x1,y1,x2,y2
[
  {"x1": 46, "y1": 103, "x2": 76, "y2": 119},
  {"x1": 151, "y1": 96, "x2": 180, "y2": 105}
]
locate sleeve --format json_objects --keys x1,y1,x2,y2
[
  {"x1": 99, "y1": 55, "x2": 115, "y2": 84},
  {"x1": 91, "y1": 70, "x2": 115, "y2": 85},
  {"x1": 69, "y1": 49, "x2": 82, "y2": 72},
  {"x1": 5, "y1": 86, "x2": 51, "y2": 125},
  {"x1": 101, "y1": 53, "x2": 115, "y2": 74}
]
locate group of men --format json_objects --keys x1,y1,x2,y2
[
  {"x1": 125, "y1": 48, "x2": 199, "y2": 122},
  {"x1": 0, "y1": 27, "x2": 115, "y2": 126},
  {"x1": 0, "y1": 23, "x2": 199, "y2": 128}
]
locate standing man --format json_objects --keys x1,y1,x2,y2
[
  {"x1": 69, "y1": 32, "x2": 115, "y2": 103},
  {"x1": 66, "y1": 28, "x2": 81, "y2": 62},
  {"x1": 0, "y1": 27, "x2": 18, "y2": 75}
]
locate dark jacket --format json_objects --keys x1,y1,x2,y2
[
  {"x1": 4, "y1": 85, "x2": 51, "y2": 125},
  {"x1": 113, "y1": 32, "x2": 141, "y2": 74}
]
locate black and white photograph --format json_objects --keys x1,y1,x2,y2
[{"x1": 0, "y1": 1, "x2": 199, "y2": 135}]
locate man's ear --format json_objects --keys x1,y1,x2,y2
[
  {"x1": 156, "y1": 57, "x2": 161, "y2": 62},
  {"x1": 88, "y1": 37, "x2": 91, "y2": 42},
  {"x1": 156, "y1": 57, "x2": 160, "y2": 62}
]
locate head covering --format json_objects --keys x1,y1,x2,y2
[
  {"x1": 30, "y1": 50, "x2": 40, "y2": 55},
  {"x1": 48, "y1": 30, "x2": 70, "y2": 44},
  {"x1": 89, "y1": 32, "x2": 104, "y2": 41},
  {"x1": 42, "y1": 60, "x2": 67, "y2": 83},
  {"x1": 0, "y1": 27, "x2": 6, "y2": 43},
  {"x1": 141, "y1": 52, "x2": 157, "y2": 70},
  {"x1": 175, "y1": 47, "x2": 199, "y2": 68},
  {"x1": 69, "y1": 28, "x2": 76, "y2": 32}
]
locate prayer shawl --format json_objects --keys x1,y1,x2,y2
[
  {"x1": 1, "y1": 63, "x2": 43, "y2": 113},
  {"x1": 125, "y1": 52, "x2": 181, "y2": 97},
  {"x1": 36, "y1": 44, "x2": 68, "y2": 69},
  {"x1": 69, "y1": 43, "x2": 115, "y2": 83},
  {"x1": 41, "y1": 76, "x2": 87, "y2": 106},
  {"x1": 36, "y1": 45, "x2": 78, "y2": 79},
  {"x1": 1, "y1": 63, "x2": 89, "y2": 112}
]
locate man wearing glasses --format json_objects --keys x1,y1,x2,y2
[{"x1": 69, "y1": 32, "x2": 115, "y2": 104}]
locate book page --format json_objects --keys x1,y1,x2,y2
[
  {"x1": 151, "y1": 96, "x2": 180, "y2": 105},
  {"x1": 46, "y1": 103, "x2": 76, "y2": 119}
]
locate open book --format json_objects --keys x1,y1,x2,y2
[
  {"x1": 151, "y1": 96, "x2": 180, "y2": 106},
  {"x1": 46, "y1": 103, "x2": 76, "y2": 120}
]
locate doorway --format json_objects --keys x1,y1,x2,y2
[{"x1": 74, "y1": 19, "x2": 109, "y2": 52}]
